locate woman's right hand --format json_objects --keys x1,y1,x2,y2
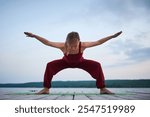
[{"x1": 24, "y1": 32, "x2": 35, "y2": 38}]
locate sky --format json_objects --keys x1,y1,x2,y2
[{"x1": 0, "y1": 0, "x2": 150, "y2": 83}]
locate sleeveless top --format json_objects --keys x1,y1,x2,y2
[{"x1": 63, "y1": 42, "x2": 83, "y2": 66}]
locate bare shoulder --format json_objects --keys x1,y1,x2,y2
[
  {"x1": 80, "y1": 42, "x2": 90, "y2": 52},
  {"x1": 58, "y1": 42, "x2": 66, "y2": 53},
  {"x1": 81, "y1": 41, "x2": 98, "y2": 49},
  {"x1": 81, "y1": 42, "x2": 86, "y2": 49},
  {"x1": 47, "y1": 41, "x2": 65, "y2": 49}
]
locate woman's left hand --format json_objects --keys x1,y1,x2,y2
[{"x1": 112, "y1": 31, "x2": 122, "y2": 38}]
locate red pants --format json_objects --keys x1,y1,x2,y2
[{"x1": 43, "y1": 58, "x2": 105, "y2": 89}]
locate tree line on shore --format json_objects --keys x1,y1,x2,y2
[{"x1": 0, "y1": 79, "x2": 150, "y2": 88}]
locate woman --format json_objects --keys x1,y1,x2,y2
[{"x1": 24, "y1": 31, "x2": 122, "y2": 94}]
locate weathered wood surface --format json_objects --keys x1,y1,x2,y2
[{"x1": 0, "y1": 88, "x2": 150, "y2": 100}]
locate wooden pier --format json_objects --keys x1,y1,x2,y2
[{"x1": 0, "y1": 88, "x2": 150, "y2": 100}]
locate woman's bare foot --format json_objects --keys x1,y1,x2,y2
[
  {"x1": 100, "y1": 88, "x2": 114, "y2": 94},
  {"x1": 36, "y1": 88, "x2": 49, "y2": 94}
]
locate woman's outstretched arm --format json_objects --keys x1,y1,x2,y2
[
  {"x1": 82, "y1": 31, "x2": 122, "y2": 49},
  {"x1": 24, "y1": 32, "x2": 64, "y2": 49}
]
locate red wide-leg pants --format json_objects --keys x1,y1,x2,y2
[{"x1": 43, "y1": 58, "x2": 105, "y2": 89}]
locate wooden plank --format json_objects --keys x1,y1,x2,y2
[
  {"x1": 88, "y1": 94, "x2": 124, "y2": 100},
  {"x1": 74, "y1": 94, "x2": 91, "y2": 100},
  {"x1": 54, "y1": 94, "x2": 74, "y2": 100},
  {"x1": 98, "y1": 95, "x2": 125, "y2": 100},
  {"x1": 1, "y1": 94, "x2": 48, "y2": 100},
  {"x1": 49, "y1": 90, "x2": 74, "y2": 100},
  {"x1": 87, "y1": 95, "x2": 109, "y2": 100},
  {"x1": 125, "y1": 89, "x2": 150, "y2": 100},
  {"x1": 41, "y1": 95, "x2": 61, "y2": 100},
  {"x1": 113, "y1": 92, "x2": 150, "y2": 100},
  {"x1": 0, "y1": 95, "x2": 22, "y2": 100},
  {"x1": 115, "y1": 95, "x2": 145, "y2": 100},
  {"x1": 112, "y1": 95, "x2": 137, "y2": 100},
  {"x1": 127, "y1": 94, "x2": 150, "y2": 100}
]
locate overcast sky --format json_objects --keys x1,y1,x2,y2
[{"x1": 0, "y1": 0, "x2": 150, "y2": 83}]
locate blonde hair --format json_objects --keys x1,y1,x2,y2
[
  {"x1": 65, "y1": 32, "x2": 80, "y2": 45},
  {"x1": 65, "y1": 32, "x2": 80, "y2": 54}
]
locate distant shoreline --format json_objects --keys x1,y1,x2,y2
[{"x1": 0, "y1": 79, "x2": 150, "y2": 88}]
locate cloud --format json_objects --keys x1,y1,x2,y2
[
  {"x1": 107, "y1": 31, "x2": 150, "y2": 66},
  {"x1": 126, "y1": 47, "x2": 150, "y2": 62},
  {"x1": 133, "y1": 0, "x2": 150, "y2": 9},
  {"x1": 87, "y1": 0, "x2": 150, "y2": 27}
]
